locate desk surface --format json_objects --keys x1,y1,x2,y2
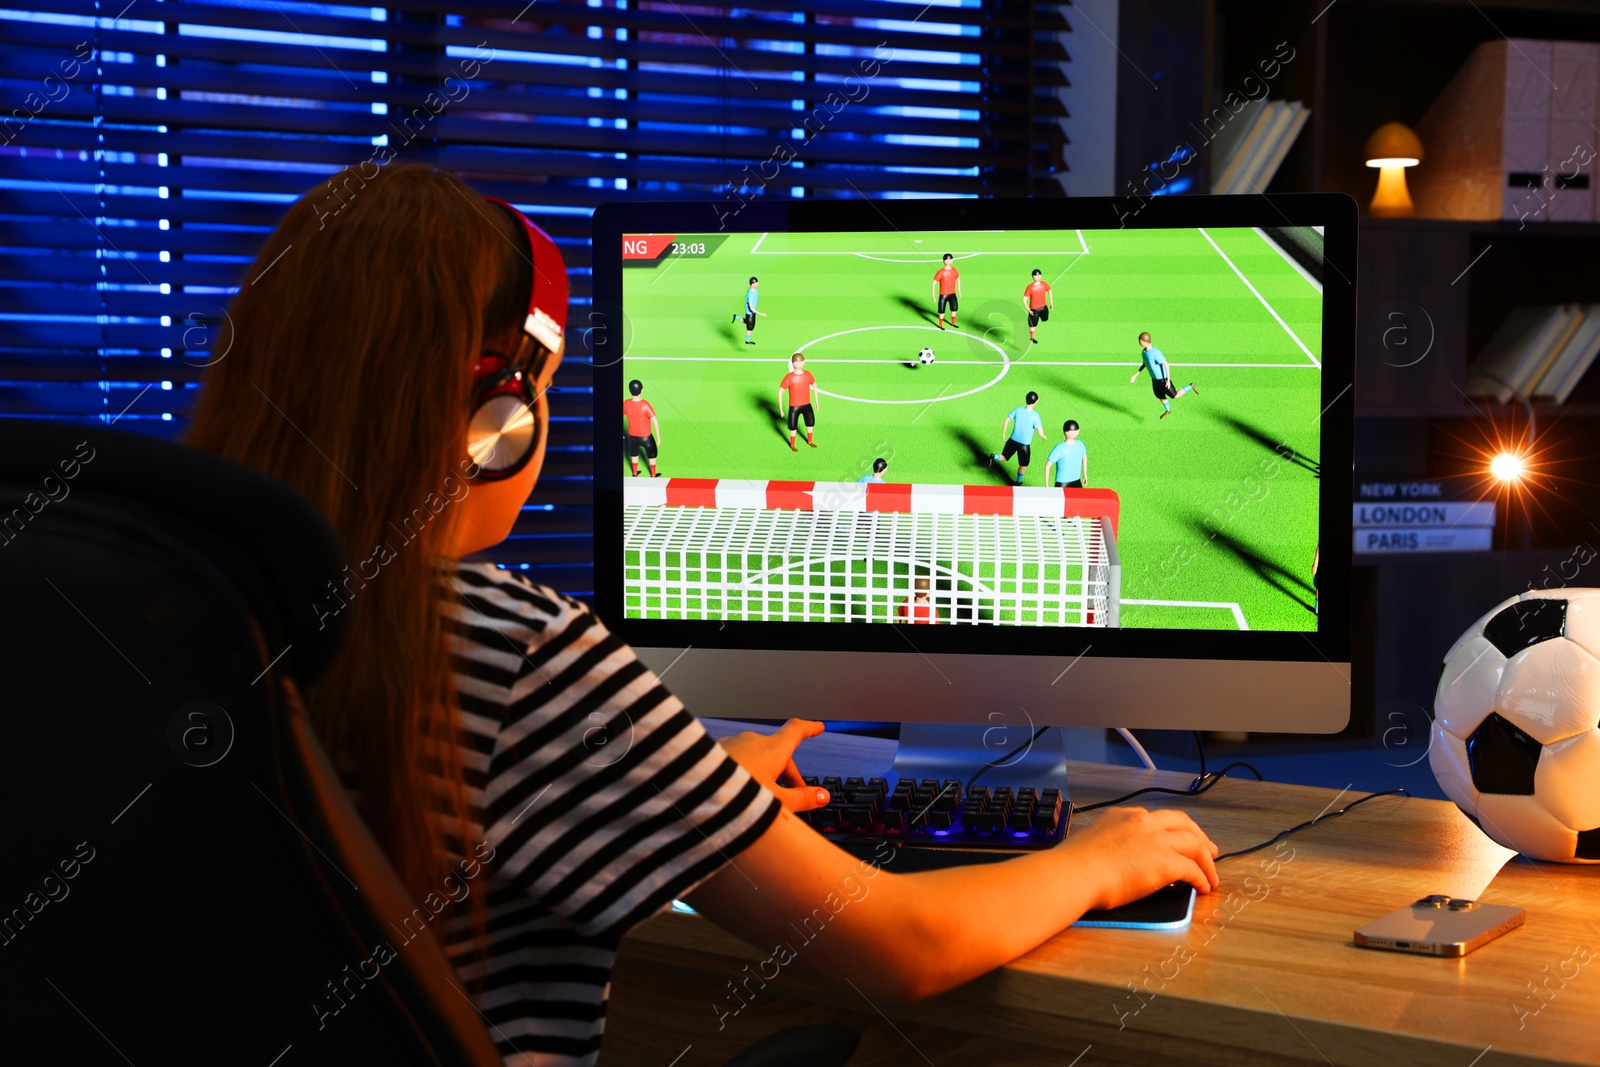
[{"x1": 605, "y1": 724, "x2": 1600, "y2": 1067}]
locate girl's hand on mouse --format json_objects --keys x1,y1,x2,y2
[
  {"x1": 1071, "y1": 805, "x2": 1220, "y2": 911},
  {"x1": 717, "y1": 719, "x2": 830, "y2": 812}
]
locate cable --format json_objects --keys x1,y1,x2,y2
[
  {"x1": 1216, "y1": 788, "x2": 1411, "y2": 860},
  {"x1": 965, "y1": 725, "x2": 1051, "y2": 791},
  {"x1": 1073, "y1": 760, "x2": 1264, "y2": 813},
  {"x1": 1075, "y1": 726, "x2": 1262, "y2": 812},
  {"x1": 1074, "y1": 730, "x2": 1412, "y2": 864},
  {"x1": 1114, "y1": 727, "x2": 1157, "y2": 771}
]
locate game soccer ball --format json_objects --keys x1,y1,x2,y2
[
  {"x1": 917, "y1": 347, "x2": 936, "y2": 366},
  {"x1": 1429, "y1": 589, "x2": 1600, "y2": 862}
]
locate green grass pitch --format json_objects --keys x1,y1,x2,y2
[{"x1": 620, "y1": 226, "x2": 1323, "y2": 632}]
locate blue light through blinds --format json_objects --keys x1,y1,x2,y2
[{"x1": 0, "y1": 0, "x2": 1069, "y2": 599}]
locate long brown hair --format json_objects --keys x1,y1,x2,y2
[{"x1": 187, "y1": 163, "x2": 528, "y2": 906}]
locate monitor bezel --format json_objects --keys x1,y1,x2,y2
[{"x1": 590, "y1": 193, "x2": 1355, "y2": 667}]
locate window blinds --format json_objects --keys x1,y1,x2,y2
[{"x1": 0, "y1": 0, "x2": 1068, "y2": 594}]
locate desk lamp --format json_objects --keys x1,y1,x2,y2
[{"x1": 1365, "y1": 122, "x2": 1424, "y2": 218}]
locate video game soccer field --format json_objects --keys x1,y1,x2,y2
[{"x1": 620, "y1": 225, "x2": 1325, "y2": 632}]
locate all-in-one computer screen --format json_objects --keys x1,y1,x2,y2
[{"x1": 591, "y1": 194, "x2": 1355, "y2": 745}]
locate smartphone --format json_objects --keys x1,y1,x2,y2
[
  {"x1": 1076, "y1": 883, "x2": 1196, "y2": 930},
  {"x1": 1354, "y1": 895, "x2": 1524, "y2": 957}
]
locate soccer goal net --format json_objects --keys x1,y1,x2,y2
[{"x1": 623, "y1": 479, "x2": 1121, "y2": 628}]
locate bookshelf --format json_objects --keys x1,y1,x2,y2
[
  {"x1": 1355, "y1": 217, "x2": 1600, "y2": 415},
  {"x1": 1108, "y1": 0, "x2": 1600, "y2": 418}
]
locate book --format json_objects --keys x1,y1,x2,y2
[
  {"x1": 1504, "y1": 302, "x2": 1580, "y2": 398},
  {"x1": 1537, "y1": 304, "x2": 1600, "y2": 403},
  {"x1": 1230, "y1": 102, "x2": 1296, "y2": 194},
  {"x1": 1250, "y1": 102, "x2": 1310, "y2": 193},
  {"x1": 1211, "y1": 101, "x2": 1277, "y2": 194},
  {"x1": 1468, "y1": 305, "x2": 1565, "y2": 401},
  {"x1": 1517, "y1": 303, "x2": 1582, "y2": 396},
  {"x1": 1208, "y1": 96, "x2": 1269, "y2": 193}
]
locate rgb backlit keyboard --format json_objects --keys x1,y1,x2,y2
[{"x1": 798, "y1": 775, "x2": 1067, "y2": 848}]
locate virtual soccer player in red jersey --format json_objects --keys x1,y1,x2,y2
[
  {"x1": 897, "y1": 577, "x2": 939, "y2": 623},
  {"x1": 779, "y1": 352, "x2": 819, "y2": 452},
  {"x1": 623, "y1": 378, "x2": 661, "y2": 477},
  {"x1": 1024, "y1": 268, "x2": 1053, "y2": 345},
  {"x1": 932, "y1": 253, "x2": 960, "y2": 330}
]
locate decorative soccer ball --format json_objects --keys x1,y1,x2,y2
[
  {"x1": 917, "y1": 347, "x2": 936, "y2": 366},
  {"x1": 1430, "y1": 590, "x2": 1600, "y2": 863}
]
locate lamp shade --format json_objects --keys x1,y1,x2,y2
[{"x1": 1365, "y1": 122, "x2": 1424, "y2": 167}]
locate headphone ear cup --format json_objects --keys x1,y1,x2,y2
[{"x1": 466, "y1": 376, "x2": 539, "y2": 481}]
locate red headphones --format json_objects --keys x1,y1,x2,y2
[{"x1": 466, "y1": 198, "x2": 569, "y2": 482}]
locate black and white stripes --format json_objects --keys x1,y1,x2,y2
[{"x1": 437, "y1": 562, "x2": 779, "y2": 1066}]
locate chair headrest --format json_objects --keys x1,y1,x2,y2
[{"x1": 0, "y1": 420, "x2": 349, "y2": 685}]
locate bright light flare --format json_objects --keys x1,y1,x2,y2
[{"x1": 1489, "y1": 451, "x2": 1526, "y2": 482}]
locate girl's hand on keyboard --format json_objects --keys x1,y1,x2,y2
[{"x1": 717, "y1": 719, "x2": 830, "y2": 812}]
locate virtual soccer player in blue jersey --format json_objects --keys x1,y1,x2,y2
[
  {"x1": 989, "y1": 390, "x2": 1048, "y2": 484},
  {"x1": 731, "y1": 276, "x2": 767, "y2": 344},
  {"x1": 1044, "y1": 419, "x2": 1087, "y2": 488},
  {"x1": 857, "y1": 457, "x2": 889, "y2": 484},
  {"x1": 1130, "y1": 331, "x2": 1196, "y2": 419}
]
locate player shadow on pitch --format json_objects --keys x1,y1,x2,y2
[
  {"x1": 1221, "y1": 415, "x2": 1321, "y2": 478},
  {"x1": 1056, "y1": 380, "x2": 1139, "y2": 421},
  {"x1": 894, "y1": 294, "x2": 940, "y2": 326},
  {"x1": 717, "y1": 318, "x2": 741, "y2": 346},
  {"x1": 952, "y1": 429, "x2": 1016, "y2": 485},
  {"x1": 1189, "y1": 520, "x2": 1317, "y2": 614},
  {"x1": 749, "y1": 392, "x2": 790, "y2": 443}
]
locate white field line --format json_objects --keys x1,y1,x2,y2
[
  {"x1": 627, "y1": 357, "x2": 1320, "y2": 368},
  {"x1": 750, "y1": 233, "x2": 1087, "y2": 258},
  {"x1": 1198, "y1": 227, "x2": 1321, "y2": 369},
  {"x1": 1121, "y1": 599, "x2": 1249, "y2": 630},
  {"x1": 752, "y1": 249, "x2": 1092, "y2": 255}
]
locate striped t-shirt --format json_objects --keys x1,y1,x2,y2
[{"x1": 436, "y1": 561, "x2": 781, "y2": 1065}]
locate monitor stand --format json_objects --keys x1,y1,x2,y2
[{"x1": 887, "y1": 722, "x2": 1071, "y2": 801}]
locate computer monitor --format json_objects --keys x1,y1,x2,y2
[{"x1": 590, "y1": 193, "x2": 1355, "y2": 776}]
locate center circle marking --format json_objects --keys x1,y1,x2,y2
[{"x1": 797, "y1": 325, "x2": 1010, "y2": 405}]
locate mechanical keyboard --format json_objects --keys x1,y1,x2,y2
[{"x1": 798, "y1": 774, "x2": 1068, "y2": 848}]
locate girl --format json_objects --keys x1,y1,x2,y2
[{"x1": 187, "y1": 164, "x2": 1219, "y2": 1066}]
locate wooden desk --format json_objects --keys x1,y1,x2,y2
[{"x1": 603, "y1": 727, "x2": 1600, "y2": 1067}]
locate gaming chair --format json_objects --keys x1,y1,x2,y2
[
  {"x1": 0, "y1": 420, "x2": 858, "y2": 1066},
  {"x1": 0, "y1": 419, "x2": 504, "y2": 1064}
]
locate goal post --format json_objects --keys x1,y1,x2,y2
[{"x1": 624, "y1": 479, "x2": 1121, "y2": 628}]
